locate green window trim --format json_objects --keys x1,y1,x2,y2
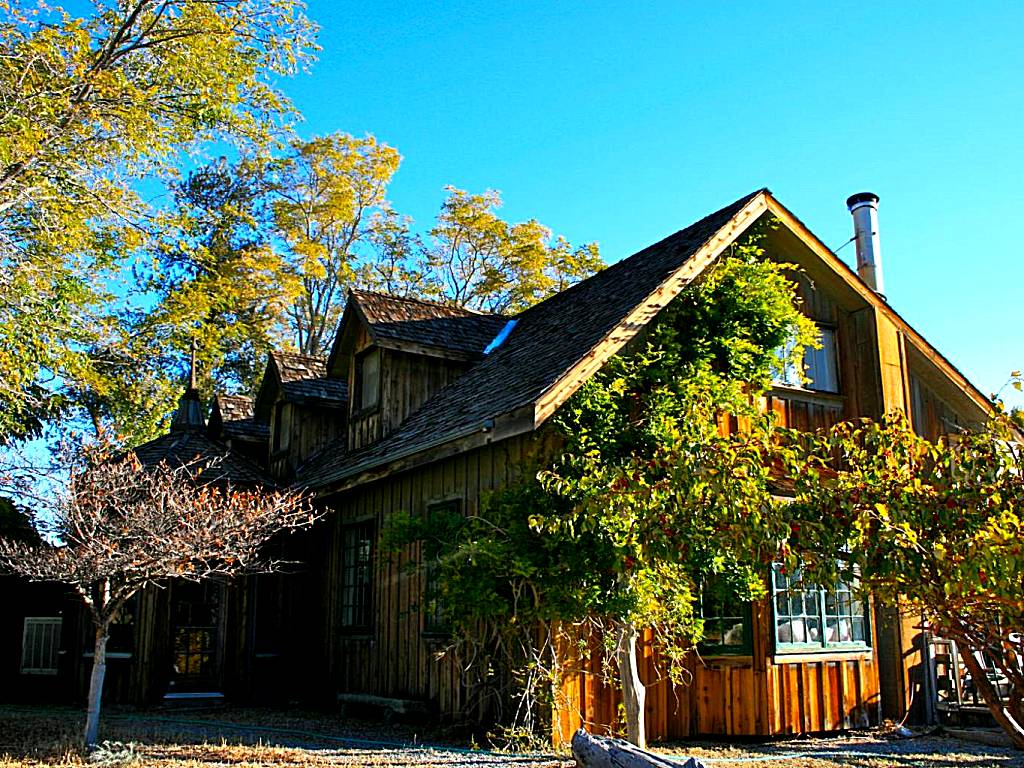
[
  {"x1": 771, "y1": 563, "x2": 869, "y2": 654},
  {"x1": 698, "y1": 587, "x2": 753, "y2": 656}
]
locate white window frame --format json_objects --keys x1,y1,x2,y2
[
  {"x1": 773, "y1": 324, "x2": 840, "y2": 394},
  {"x1": 21, "y1": 617, "x2": 62, "y2": 675}
]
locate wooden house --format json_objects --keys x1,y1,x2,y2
[{"x1": 7, "y1": 189, "x2": 992, "y2": 743}]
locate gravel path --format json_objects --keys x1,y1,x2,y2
[{"x1": 1, "y1": 706, "x2": 1022, "y2": 767}]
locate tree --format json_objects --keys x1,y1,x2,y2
[
  {"x1": 270, "y1": 133, "x2": 401, "y2": 355},
  {"x1": 149, "y1": 158, "x2": 300, "y2": 398},
  {"x1": 0, "y1": 446, "x2": 316, "y2": 746},
  {"x1": 387, "y1": 231, "x2": 817, "y2": 747},
  {"x1": 0, "y1": 0, "x2": 317, "y2": 440},
  {"x1": 424, "y1": 186, "x2": 602, "y2": 313},
  {"x1": 783, "y1": 412, "x2": 1024, "y2": 748}
]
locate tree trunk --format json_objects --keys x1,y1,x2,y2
[
  {"x1": 571, "y1": 729, "x2": 704, "y2": 768},
  {"x1": 84, "y1": 624, "x2": 109, "y2": 747},
  {"x1": 958, "y1": 645, "x2": 1024, "y2": 750},
  {"x1": 615, "y1": 622, "x2": 646, "y2": 749}
]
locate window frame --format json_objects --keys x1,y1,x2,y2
[
  {"x1": 353, "y1": 348, "x2": 381, "y2": 416},
  {"x1": 771, "y1": 564, "x2": 870, "y2": 654},
  {"x1": 272, "y1": 401, "x2": 291, "y2": 453},
  {"x1": 773, "y1": 322, "x2": 841, "y2": 395},
  {"x1": 698, "y1": 586, "x2": 753, "y2": 657},
  {"x1": 421, "y1": 499, "x2": 460, "y2": 637},
  {"x1": 21, "y1": 617, "x2": 62, "y2": 675},
  {"x1": 339, "y1": 519, "x2": 375, "y2": 633}
]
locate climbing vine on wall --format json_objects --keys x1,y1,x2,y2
[{"x1": 384, "y1": 223, "x2": 820, "y2": 744}]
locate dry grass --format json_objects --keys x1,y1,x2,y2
[{"x1": 1, "y1": 706, "x2": 1021, "y2": 767}]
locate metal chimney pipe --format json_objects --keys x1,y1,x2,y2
[{"x1": 846, "y1": 192, "x2": 884, "y2": 296}]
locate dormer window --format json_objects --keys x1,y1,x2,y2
[
  {"x1": 774, "y1": 324, "x2": 839, "y2": 394},
  {"x1": 272, "y1": 402, "x2": 290, "y2": 452},
  {"x1": 354, "y1": 348, "x2": 381, "y2": 413}
]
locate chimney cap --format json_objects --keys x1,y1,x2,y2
[{"x1": 846, "y1": 191, "x2": 879, "y2": 210}]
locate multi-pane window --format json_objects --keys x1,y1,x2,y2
[
  {"x1": 172, "y1": 582, "x2": 220, "y2": 684},
  {"x1": 771, "y1": 564, "x2": 868, "y2": 652},
  {"x1": 21, "y1": 617, "x2": 61, "y2": 675},
  {"x1": 699, "y1": 587, "x2": 752, "y2": 655},
  {"x1": 340, "y1": 521, "x2": 374, "y2": 630},
  {"x1": 773, "y1": 325, "x2": 839, "y2": 394},
  {"x1": 422, "y1": 500, "x2": 459, "y2": 635},
  {"x1": 355, "y1": 349, "x2": 381, "y2": 412}
]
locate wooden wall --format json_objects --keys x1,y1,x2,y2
[
  {"x1": 346, "y1": 324, "x2": 471, "y2": 452},
  {"x1": 552, "y1": 595, "x2": 881, "y2": 745},
  {"x1": 319, "y1": 434, "x2": 534, "y2": 718},
  {"x1": 270, "y1": 402, "x2": 346, "y2": 481},
  {"x1": 315, "y1": 418, "x2": 884, "y2": 743}
]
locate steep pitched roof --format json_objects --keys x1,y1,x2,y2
[
  {"x1": 254, "y1": 351, "x2": 348, "y2": 419},
  {"x1": 298, "y1": 187, "x2": 993, "y2": 494},
  {"x1": 215, "y1": 394, "x2": 255, "y2": 422},
  {"x1": 281, "y1": 377, "x2": 347, "y2": 406},
  {"x1": 274, "y1": 351, "x2": 328, "y2": 382},
  {"x1": 133, "y1": 430, "x2": 272, "y2": 487},
  {"x1": 324, "y1": 291, "x2": 510, "y2": 375},
  {"x1": 351, "y1": 291, "x2": 509, "y2": 357},
  {"x1": 209, "y1": 395, "x2": 269, "y2": 441},
  {"x1": 297, "y1": 189, "x2": 767, "y2": 491}
]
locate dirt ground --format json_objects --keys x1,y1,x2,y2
[{"x1": 0, "y1": 705, "x2": 1021, "y2": 767}]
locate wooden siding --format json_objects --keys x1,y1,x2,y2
[
  {"x1": 319, "y1": 434, "x2": 534, "y2": 718},
  {"x1": 552, "y1": 601, "x2": 881, "y2": 746},
  {"x1": 347, "y1": 332, "x2": 471, "y2": 452},
  {"x1": 909, "y1": 371, "x2": 965, "y2": 442},
  {"x1": 270, "y1": 401, "x2": 346, "y2": 481}
]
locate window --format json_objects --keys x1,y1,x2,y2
[
  {"x1": 21, "y1": 617, "x2": 61, "y2": 675},
  {"x1": 773, "y1": 325, "x2": 839, "y2": 394},
  {"x1": 340, "y1": 521, "x2": 374, "y2": 630},
  {"x1": 108, "y1": 595, "x2": 137, "y2": 657},
  {"x1": 354, "y1": 349, "x2": 380, "y2": 412},
  {"x1": 699, "y1": 586, "x2": 752, "y2": 655},
  {"x1": 772, "y1": 564, "x2": 868, "y2": 652},
  {"x1": 272, "y1": 402, "x2": 290, "y2": 453},
  {"x1": 422, "y1": 500, "x2": 460, "y2": 636},
  {"x1": 805, "y1": 327, "x2": 839, "y2": 393}
]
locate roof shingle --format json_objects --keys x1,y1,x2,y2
[
  {"x1": 134, "y1": 431, "x2": 273, "y2": 487},
  {"x1": 297, "y1": 190, "x2": 764, "y2": 490},
  {"x1": 352, "y1": 291, "x2": 509, "y2": 357}
]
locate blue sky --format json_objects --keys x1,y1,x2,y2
[{"x1": 283, "y1": 0, "x2": 1022, "y2": 405}]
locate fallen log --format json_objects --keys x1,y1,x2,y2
[{"x1": 571, "y1": 729, "x2": 706, "y2": 768}]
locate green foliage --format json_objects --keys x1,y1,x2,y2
[
  {"x1": 0, "y1": 0, "x2": 317, "y2": 443},
  {"x1": 782, "y1": 412, "x2": 1024, "y2": 745},
  {"x1": 426, "y1": 186, "x2": 602, "y2": 313},
  {"x1": 270, "y1": 133, "x2": 402, "y2": 355},
  {"x1": 384, "y1": 226, "x2": 817, "y2": 733},
  {"x1": 148, "y1": 158, "x2": 299, "y2": 399}
]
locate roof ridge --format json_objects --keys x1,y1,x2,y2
[
  {"x1": 513, "y1": 188, "x2": 768, "y2": 321},
  {"x1": 299, "y1": 188, "x2": 769, "y2": 491},
  {"x1": 272, "y1": 350, "x2": 326, "y2": 364},
  {"x1": 351, "y1": 289, "x2": 507, "y2": 318}
]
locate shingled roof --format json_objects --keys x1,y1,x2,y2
[
  {"x1": 297, "y1": 189, "x2": 767, "y2": 491},
  {"x1": 254, "y1": 352, "x2": 348, "y2": 419},
  {"x1": 349, "y1": 291, "x2": 509, "y2": 358},
  {"x1": 216, "y1": 394, "x2": 255, "y2": 422},
  {"x1": 209, "y1": 395, "x2": 269, "y2": 441},
  {"x1": 274, "y1": 352, "x2": 328, "y2": 382},
  {"x1": 134, "y1": 430, "x2": 272, "y2": 487}
]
